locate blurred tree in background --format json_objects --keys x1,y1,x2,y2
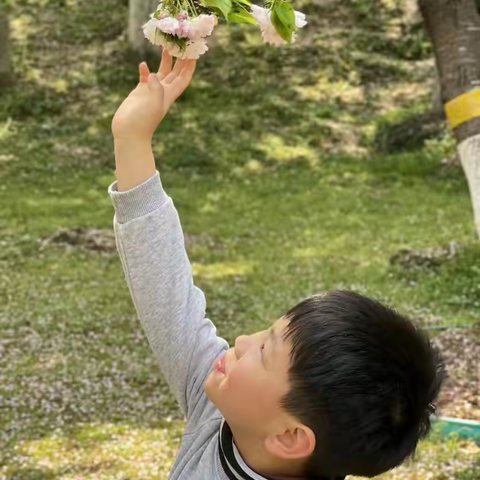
[
  {"x1": 128, "y1": 0, "x2": 162, "y2": 59},
  {"x1": 0, "y1": 4, "x2": 13, "y2": 89},
  {"x1": 419, "y1": 0, "x2": 480, "y2": 238}
]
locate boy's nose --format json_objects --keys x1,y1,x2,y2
[{"x1": 234, "y1": 335, "x2": 250, "y2": 358}]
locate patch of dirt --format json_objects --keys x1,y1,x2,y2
[
  {"x1": 390, "y1": 241, "x2": 461, "y2": 272},
  {"x1": 38, "y1": 228, "x2": 221, "y2": 253},
  {"x1": 432, "y1": 328, "x2": 480, "y2": 421},
  {"x1": 38, "y1": 228, "x2": 117, "y2": 253}
]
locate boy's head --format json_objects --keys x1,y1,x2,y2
[{"x1": 204, "y1": 290, "x2": 445, "y2": 479}]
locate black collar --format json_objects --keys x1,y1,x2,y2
[{"x1": 217, "y1": 418, "x2": 345, "y2": 480}]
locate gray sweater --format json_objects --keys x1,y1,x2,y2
[{"x1": 108, "y1": 170, "x2": 276, "y2": 480}]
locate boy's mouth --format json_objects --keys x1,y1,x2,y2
[{"x1": 215, "y1": 355, "x2": 226, "y2": 375}]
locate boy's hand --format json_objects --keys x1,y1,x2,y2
[{"x1": 112, "y1": 48, "x2": 197, "y2": 142}]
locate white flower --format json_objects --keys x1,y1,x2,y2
[
  {"x1": 142, "y1": 18, "x2": 164, "y2": 46},
  {"x1": 250, "y1": 4, "x2": 307, "y2": 45},
  {"x1": 294, "y1": 11, "x2": 307, "y2": 28},
  {"x1": 262, "y1": 27, "x2": 287, "y2": 45},
  {"x1": 158, "y1": 16, "x2": 180, "y2": 35},
  {"x1": 164, "y1": 42, "x2": 184, "y2": 58},
  {"x1": 250, "y1": 4, "x2": 270, "y2": 26},
  {"x1": 161, "y1": 38, "x2": 209, "y2": 60},
  {"x1": 156, "y1": 35, "x2": 169, "y2": 48},
  {"x1": 187, "y1": 14, "x2": 216, "y2": 40},
  {"x1": 250, "y1": 5, "x2": 285, "y2": 45},
  {"x1": 184, "y1": 38, "x2": 209, "y2": 59}
]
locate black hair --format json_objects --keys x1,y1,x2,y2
[{"x1": 278, "y1": 290, "x2": 445, "y2": 479}]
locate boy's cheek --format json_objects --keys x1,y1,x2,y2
[{"x1": 204, "y1": 361, "x2": 263, "y2": 406}]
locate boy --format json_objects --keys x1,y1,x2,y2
[{"x1": 108, "y1": 48, "x2": 445, "y2": 480}]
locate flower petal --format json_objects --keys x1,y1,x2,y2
[
  {"x1": 188, "y1": 14, "x2": 216, "y2": 40},
  {"x1": 184, "y1": 38, "x2": 209, "y2": 59},
  {"x1": 294, "y1": 10, "x2": 307, "y2": 29},
  {"x1": 142, "y1": 18, "x2": 165, "y2": 45},
  {"x1": 250, "y1": 4, "x2": 270, "y2": 27},
  {"x1": 158, "y1": 17, "x2": 180, "y2": 35},
  {"x1": 262, "y1": 26, "x2": 287, "y2": 45}
]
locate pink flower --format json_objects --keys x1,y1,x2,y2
[
  {"x1": 177, "y1": 21, "x2": 191, "y2": 38},
  {"x1": 187, "y1": 14, "x2": 216, "y2": 40},
  {"x1": 157, "y1": 16, "x2": 180, "y2": 35},
  {"x1": 143, "y1": 11, "x2": 216, "y2": 59}
]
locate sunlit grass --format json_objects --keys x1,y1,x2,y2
[{"x1": 3, "y1": 422, "x2": 184, "y2": 480}]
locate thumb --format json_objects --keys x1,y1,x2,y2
[
  {"x1": 139, "y1": 62, "x2": 150, "y2": 84},
  {"x1": 147, "y1": 73, "x2": 163, "y2": 93}
]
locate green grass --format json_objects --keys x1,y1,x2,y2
[{"x1": 1, "y1": 0, "x2": 479, "y2": 478}]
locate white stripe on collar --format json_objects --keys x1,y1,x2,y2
[
  {"x1": 232, "y1": 440, "x2": 272, "y2": 480},
  {"x1": 218, "y1": 417, "x2": 346, "y2": 480}
]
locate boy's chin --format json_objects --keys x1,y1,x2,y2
[
  {"x1": 204, "y1": 368, "x2": 228, "y2": 401},
  {"x1": 204, "y1": 374, "x2": 220, "y2": 406}
]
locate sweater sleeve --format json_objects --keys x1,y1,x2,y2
[{"x1": 107, "y1": 170, "x2": 229, "y2": 422}]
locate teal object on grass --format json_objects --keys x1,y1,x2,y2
[{"x1": 432, "y1": 416, "x2": 480, "y2": 445}]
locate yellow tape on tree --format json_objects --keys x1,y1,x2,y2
[{"x1": 445, "y1": 89, "x2": 480, "y2": 129}]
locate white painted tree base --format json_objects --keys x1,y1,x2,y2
[{"x1": 458, "y1": 134, "x2": 480, "y2": 239}]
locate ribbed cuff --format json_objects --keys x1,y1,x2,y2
[{"x1": 107, "y1": 170, "x2": 170, "y2": 224}]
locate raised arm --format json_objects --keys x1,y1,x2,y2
[
  {"x1": 108, "y1": 51, "x2": 229, "y2": 424},
  {"x1": 112, "y1": 48, "x2": 196, "y2": 190}
]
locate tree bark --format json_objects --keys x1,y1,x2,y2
[
  {"x1": 431, "y1": 71, "x2": 444, "y2": 118},
  {"x1": 419, "y1": 0, "x2": 480, "y2": 237},
  {"x1": 0, "y1": 7, "x2": 12, "y2": 90},
  {"x1": 128, "y1": 0, "x2": 162, "y2": 57}
]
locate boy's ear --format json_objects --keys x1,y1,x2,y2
[{"x1": 265, "y1": 425, "x2": 316, "y2": 460}]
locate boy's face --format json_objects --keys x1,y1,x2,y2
[{"x1": 204, "y1": 316, "x2": 293, "y2": 435}]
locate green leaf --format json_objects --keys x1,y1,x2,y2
[
  {"x1": 274, "y1": 2, "x2": 296, "y2": 31},
  {"x1": 232, "y1": 0, "x2": 252, "y2": 6},
  {"x1": 270, "y1": 4, "x2": 293, "y2": 42},
  {"x1": 210, "y1": 6, "x2": 225, "y2": 17},
  {"x1": 228, "y1": 9, "x2": 257, "y2": 25},
  {"x1": 201, "y1": 0, "x2": 232, "y2": 19}
]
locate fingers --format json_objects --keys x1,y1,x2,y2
[
  {"x1": 139, "y1": 62, "x2": 150, "y2": 84},
  {"x1": 162, "y1": 57, "x2": 190, "y2": 85},
  {"x1": 157, "y1": 48, "x2": 173, "y2": 81},
  {"x1": 147, "y1": 73, "x2": 163, "y2": 94},
  {"x1": 167, "y1": 60, "x2": 197, "y2": 101},
  {"x1": 171, "y1": 60, "x2": 197, "y2": 91}
]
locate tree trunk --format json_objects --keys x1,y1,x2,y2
[
  {"x1": 128, "y1": 0, "x2": 162, "y2": 57},
  {"x1": 431, "y1": 71, "x2": 444, "y2": 118},
  {"x1": 0, "y1": 7, "x2": 12, "y2": 90},
  {"x1": 418, "y1": 0, "x2": 480, "y2": 238}
]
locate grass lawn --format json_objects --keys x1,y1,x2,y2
[{"x1": 1, "y1": 0, "x2": 479, "y2": 478}]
